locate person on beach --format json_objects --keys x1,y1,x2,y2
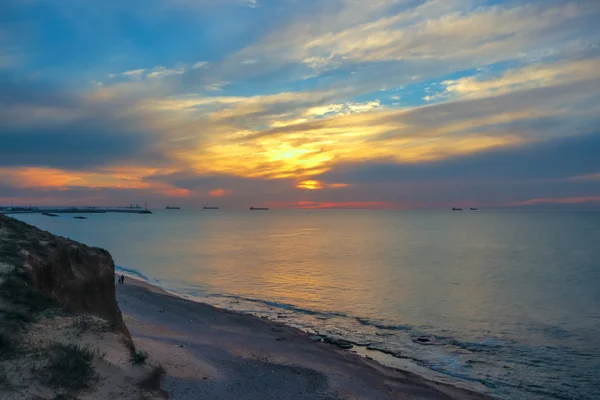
[{"x1": 118, "y1": 274, "x2": 125, "y2": 284}]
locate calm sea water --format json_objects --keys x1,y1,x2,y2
[{"x1": 14, "y1": 210, "x2": 600, "y2": 399}]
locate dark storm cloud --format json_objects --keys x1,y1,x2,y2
[{"x1": 0, "y1": 78, "x2": 164, "y2": 169}]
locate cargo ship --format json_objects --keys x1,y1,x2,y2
[
  {"x1": 250, "y1": 206, "x2": 269, "y2": 211},
  {"x1": 165, "y1": 206, "x2": 181, "y2": 210},
  {"x1": 203, "y1": 206, "x2": 219, "y2": 210}
]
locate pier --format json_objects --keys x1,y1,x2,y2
[{"x1": 0, "y1": 207, "x2": 152, "y2": 215}]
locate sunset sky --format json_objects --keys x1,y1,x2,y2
[{"x1": 1, "y1": 0, "x2": 600, "y2": 209}]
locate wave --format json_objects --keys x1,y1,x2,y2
[
  {"x1": 356, "y1": 317, "x2": 413, "y2": 331},
  {"x1": 208, "y1": 293, "x2": 350, "y2": 319}
]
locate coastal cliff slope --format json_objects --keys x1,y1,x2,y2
[{"x1": 0, "y1": 214, "x2": 166, "y2": 399}]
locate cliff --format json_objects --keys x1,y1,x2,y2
[
  {"x1": 0, "y1": 214, "x2": 132, "y2": 347},
  {"x1": 0, "y1": 214, "x2": 165, "y2": 399}
]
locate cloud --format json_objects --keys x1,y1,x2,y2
[
  {"x1": 320, "y1": 131, "x2": 600, "y2": 184},
  {"x1": 507, "y1": 196, "x2": 600, "y2": 207},
  {"x1": 209, "y1": 188, "x2": 232, "y2": 197},
  {"x1": 442, "y1": 57, "x2": 600, "y2": 100},
  {"x1": 296, "y1": 180, "x2": 350, "y2": 190},
  {"x1": 229, "y1": 0, "x2": 600, "y2": 86},
  {"x1": 193, "y1": 61, "x2": 209, "y2": 69},
  {"x1": 119, "y1": 52, "x2": 600, "y2": 185},
  {"x1": 0, "y1": 166, "x2": 190, "y2": 197},
  {"x1": 571, "y1": 172, "x2": 600, "y2": 182},
  {"x1": 2, "y1": 0, "x2": 600, "y2": 209},
  {"x1": 237, "y1": 0, "x2": 259, "y2": 8},
  {"x1": 112, "y1": 64, "x2": 193, "y2": 81},
  {"x1": 0, "y1": 78, "x2": 170, "y2": 170}
]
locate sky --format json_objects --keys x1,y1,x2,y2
[{"x1": 1, "y1": 0, "x2": 600, "y2": 209}]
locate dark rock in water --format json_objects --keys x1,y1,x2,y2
[
  {"x1": 336, "y1": 340, "x2": 354, "y2": 349},
  {"x1": 324, "y1": 336, "x2": 354, "y2": 349},
  {"x1": 73, "y1": 216, "x2": 87, "y2": 220},
  {"x1": 42, "y1": 212, "x2": 58, "y2": 217},
  {"x1": 367, "y1": 345, "x2": 402, "y2": 357},
  {"x1": 414, "y1": 337, "x2": 436, "y2": 345}
]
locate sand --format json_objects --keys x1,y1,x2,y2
[{"x1": 117, "y1": 278, "x2": 494, "y2": 400}]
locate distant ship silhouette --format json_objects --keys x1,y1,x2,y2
[{"x1": 250, "y1": 206, "x2": 269, "y2": 210}]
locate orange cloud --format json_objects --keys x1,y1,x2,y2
[
  {"x1": 209, "y1": 188, "x2": 232, "y2": 197},
  {"x1": 296, "y1": 180, "x2": 351, "y2": 190},
  {"x1": 163, "y1": 188, "x2": 190, "y2": 197},
  {"x1": 296, "y1": 180, "x2": 323, "y2": 190},
  {"x1": 0, "y1": 167, "x2": 188, "y2": 197}
]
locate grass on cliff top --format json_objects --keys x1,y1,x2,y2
[
  {"x1": 0, "y1": 231, "x2": 55, "y2": 315},
  {"x1": 0, "y1": 271, "x2": 55, "y2": 313},
  {"x1": 43, "y1": 343, "x2": 99, "y2": 390},
  {"x1": 0, "y1": 330, "x2": 16, "y2": 360},
  {"x1": 130, "y1": 349, "x2": 149, "y2": 364}
]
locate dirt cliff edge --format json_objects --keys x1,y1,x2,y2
[
  {"x1": 0, "y1": 214, "x2": 132, "y2": 348},
  {"x1": 0, "y1": 214, "x2": 165, "y2": 399}
]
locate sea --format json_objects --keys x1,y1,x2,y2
[{"x1": 13, "y1": 210, "x2": 600, "y2": 399}]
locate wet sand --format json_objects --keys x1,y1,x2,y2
[{"x1": 117, "y1": 277, "x2": 494, "y2": 400}]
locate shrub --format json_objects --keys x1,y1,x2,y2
[
  {"x1": 0, "y1": 331, "x2": 15, "y2": 359},
  {"x1": 43, "y1": 343, "x2": 97, "y2": 390},
  {"x1": 130, "y1": 350, "x2": 148, "y2": 365}
]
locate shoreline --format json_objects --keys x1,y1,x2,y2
[
  {"x1": 117, "y1": 275, "x2": 493, "y2": 399},
  {"x1": 115, "y1": 269, "x2": 487, "y2": 391}
]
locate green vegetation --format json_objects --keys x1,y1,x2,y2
[
  {"x1": 0, "y1": 226, "x2": 53, "y2": 314},
  {"x1": 0, "y1": 267, "x2": 54, "y2": 313},
  {"x1": 43, "y1": 343, "x2": 98, "y2": 390},
  {"x1": 130, "y1": 349, "x2": 149, "y2": 364},
  {"x1": 0, "y1": 331, "x2": 16, "y2": 359},
  {"x1": 0, "y1": 308, "x2": 35, "y2": 330}
]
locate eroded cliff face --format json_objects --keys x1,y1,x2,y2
[{"x1": 0, "y1": 214, "x2": 132, "y2": 348}]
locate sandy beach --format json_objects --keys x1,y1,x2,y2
[{"x1": 117, "y1": 277, "x2": 493, "y2": 400}]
